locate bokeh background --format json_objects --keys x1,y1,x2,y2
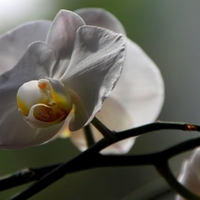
[{"x1": 1, "y1": 0, "x2": 200, "y2": 199}]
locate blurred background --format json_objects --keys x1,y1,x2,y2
[{"x1": 1, "y1": 0, "x2": 200, "y2": 199}]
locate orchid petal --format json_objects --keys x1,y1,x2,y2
[
  {"x1": 108, "y1": 39, "x2": 164, "y2": 128},
  {"x1": 0, "y1": 42, "x2": 58, "y2": 149},
  {"x1": 69, "y1": 129, "x2": 86, "y2": 151},
  {"x1": 0, "y1": 21, "x2": 51, "y2": 74},
  {"x1": 93, "y1": 98, "x2": 136, "y2": 154},
  {"x1": 176, "y1": 148, "x2": 200, "y2": 199},
  {"x1": 69, "y1": 8, "x2": 164, "y2": 154},
  {"x1": 65, "y1": 88, "x2": 89, "y2": 131},
  {"x1": 46, "y1": 10, "x2": 85, "y2": 78},
  {"x1": 70, "y1": 39, "x2": 164, "y2": 154},
  {"x1": 75, "y1": 8, "x2": 126, "y2": 35},
  {"x1": 76, "y1": 8, "x2": 164, "y2": 127},
  {"x1": 61, "y1": 26, "x2": 126, "y2": 131},
  {"x1": 1, "y1": 41, "x2": 57, "y2": 85}
]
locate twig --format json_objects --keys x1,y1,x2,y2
[
  {"x1": 0, "y1": 164, "x2": 60, "y2": 191},
  {"x1": 8, "y1": 121, "x2": 200, "y2": 199},
  {"x1": 156, "y1": 161, "x2": 200, "y2": 200}
]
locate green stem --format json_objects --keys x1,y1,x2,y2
[
  {"x1": 0, "y1": 164, "x2": 60, "y2": 191},
  {"x1": 10, "y1": 121, "x2": 200, "y2": 199},
  {"x1": 10, "y1": 139, "x2": 112, "y2": 200},
  {"x1": 4, "y1": 136, "x2": 200, "y2": 192},
  {"x1": 156, "y1": 161, "x2": 200, "y2": 200},
  {"x1": 91, "y1": 117, "x2": 117, "y2": 141},
  {"x1": 83, "y1": 125, "x2": 95, "y2": 147},
  {"x1": 117, "y1": 121, "x2": 200, "y2": 140}
]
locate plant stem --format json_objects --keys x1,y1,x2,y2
[
  {"x1": 91, "y1": 117, "x2": 117, "y2": 141},
  {"x1": 84, "y1": 125, "x2": 95, "y2": 147},
  {"x1": 9, "y1": 121, "x2": 200, "y2": 199},
  {"x1": 156, "y1": 161, "x2": 200, "y2": 200},
  {"x1": 117, "y1": 121, "x2": 200, "y2": 140},
  {"x1": 0, "y1": 164, "x2": 60, "y2": 191},
  {"x1": 10, "y1": 139, "x2": 111, "y2": 200}
]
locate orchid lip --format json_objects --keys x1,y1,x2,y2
[
  {"x1": 17, "y1": 78, "x2": 72, "y2": 129},
  {"x1": 33, "y1": 103, "x2": 69, "y2": 123}
]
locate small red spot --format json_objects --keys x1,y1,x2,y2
[
  {"x1": 38, "y1": 82, "x2": 47, "y2": 89},
  {"x1": 184, "y1": 124, "x2": 196, "y2": 131}
]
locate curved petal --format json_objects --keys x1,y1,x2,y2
[
  {"x1": 108, "y1": 39, "x2": 164, "y2": 128},
  {"x1": 0, "y1": 20, "x2": 51, "y2": 74},
  {"x1": 0, "y1": 42, "x2": 58, "y2": 149},
  {"x1": 93, "y1": 97, "x2": 135, "y2": 154},
  {"x1": 176, "y1": 148, "x2": 200, "y2": 199},
  {"x1": 46, "y1": 10, "x2": 85, "y2": 78},
  {"x1": 61, "y1": 26, "x2": 126, "y2": 131},
  {"x1": 0, "y1": 104, "x2": 64, "y2": 149},
  {"x1": 75, "y1": 8, "x2": 126, "y2": 35},
  {"x1": 1, "y1": 41, "x2": 57, "y2": 84},
  {"x1": 69, "y1": 8, "x2": 164, "y2": 154},
  {"x1": 75, "y1": 8, "x2": 164, "y2": 127},
  {"x1": 70, "y1": 38, "x2": 164, "y2": 154},
  {"x1": 69, "y1": 129, "x2": 86, "y2": 151}
]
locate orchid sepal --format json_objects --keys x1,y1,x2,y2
[{"x1": 69, "y1": 8, "x2": 165, "y2": 154}]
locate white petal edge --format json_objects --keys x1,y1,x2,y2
[
  {"x1": 46, "y1": 10, "x2": 86, "y2": 79},
  {"x1": 75, "y1": 8, "x2": 164, "y2": 128},
  {"x1": 108, "y1": 38, "x2": 165, "y2": 128},
  {"x1": 75, "y1": 8, "x2": 126, "y2": 35},
  {"x1": 0, "y1": 20, "x2": 51, "y2": 74},
  {"x1": 61, "y1": 26, "x2": 126, "y2": 131},
  {"x1": 70, "y1": 38, "x2": 164, "y2": 154},
  {"x1": 0, "y1": 42, "x2": 59, "y2": 149},
  {"x1": 69, "y1": 8, "x2": 164, "y2": 154},
  {"x1": 176, "y1": 148, "x2": 200, "y2": 199},
  {"x1": 46, "y1": 10, "x2": 85, "y2": 60}
]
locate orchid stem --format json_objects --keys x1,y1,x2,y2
[
  {"x1": 0, "y1": 164, "x2": 61, "y2": 192},
  {"x1": 117, "y1": 121, "x2": 200, "y2": 140},
  {"x1": 4, "y1": 135, "x2": 200, "y2": 193},
  {"x1": 10, "y1": 139, "x2": 111, "y2": 200},
  {"x1": 156, "y1": 161, "x2": 200, "y2": 200},
  {"x1": 9, "y1": 121, "x2": 200, "y2": 200},
  {"x1": 91, "y1": 117, "x2": 117, "y2": 141},
  {"x1": 84, "y1": 125, "x2": 95, "y2": 147}
]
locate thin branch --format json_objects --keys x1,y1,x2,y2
[
  {"x1": 2, "y1": 136, "x2": 200, "y2": 191},
  {"x1": 156, "y1": 161, "x2": 200, "y2": 200},
  {"x1": 116, "y1": 121, "x2": 199, "y2": 140},
  {"x1": 9, "y1": 121, "x2": 200, "y2": 199},
  {"x1": 10, "y1": 139, "x2": 111, "y2": 200},
  {"x1": 2, "y1": 135, "x2": 200, "y2": 192},
  {"x1": 91, "y1": 117, "x2": 117, "y2": 141},
  {"x1": 0, "y1": 164, "x2": 60, "y2": 191},
  {"x1": 83, "y1": 125, "x2": 95, "y2": 147}
]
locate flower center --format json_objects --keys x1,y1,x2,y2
[
  {"x1": 34, "y1": 103, "x2": 68, "y2": 123},
  {"x1": 17, "y1": 78, "x2": 72, "y2": 129}
]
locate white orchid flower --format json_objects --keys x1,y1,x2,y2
[
  {"x1": 67, "y1": 8, "x2": 165, "y2": 154},
  {"x1": 176, "y1": 148, "x2": 200, "y2": 200},
  {"x1": 0, "y1": 9, "x2": 126, "y2": 149}
]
